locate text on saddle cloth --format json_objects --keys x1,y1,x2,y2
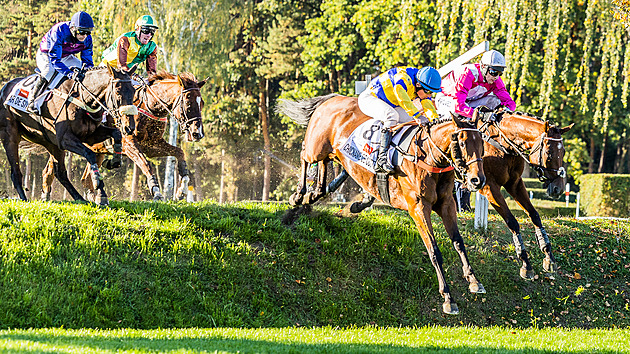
[
  {"x1": 4, "y1": 74, "x2": 65, "y2": 114},
  {"x1": 339, "y1": 119, "x2": 415, "y2": 174}
]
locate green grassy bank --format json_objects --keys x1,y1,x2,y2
[{"x1": 0, "y1": 200, "x2": 628, "y2": 329}]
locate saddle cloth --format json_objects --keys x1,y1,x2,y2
[
  {"x1": 339, "y1": 119, "x2": 417, "y2": 174},
  {"x1": 4, "y1": 73, "x2": 65, "y2": 114}
]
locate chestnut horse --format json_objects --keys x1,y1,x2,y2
[
  {"x1": 0, "y1": 65, "x2": 137, "y2": 205},
  {"x1": 476, "y1": 109, "x2": 573, "y2": 279},
  {"x1": 41, "y1": 71, "x2": 207, "y2": 201},
  {"x1": 278, "y1": 94, "x2": 486, "y2": 314}
]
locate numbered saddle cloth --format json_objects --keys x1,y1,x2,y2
[
  {"x1": 340, "y1": 119, "x2": 417, "y2": 174},
  {"x1": 4, "y1": 73, "x2": 65, "y2": 114}
]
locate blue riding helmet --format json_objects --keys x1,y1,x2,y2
[
  {"x1": 70, "y1": 11, "x2": 94, "y2": 31},
  {"x1": 416, "y1": 66, "x2": 442, "y2": 93}
]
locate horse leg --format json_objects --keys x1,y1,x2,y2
[
  {"x1": 41, "y1": 155, "x2": 55, "y2": 201},
  {"x1": 289, "y1": 159, "x2": 309, "y2": 206},
  {"x1": 1, "y1": 136, "x2": 27, "y2": 201},
  {"x1": 506, "y1": 178, "x2": 557, "y2": 273},
  {"x1": 480, "y1": 182, "x2": 535, "y2": 280},
  {"x1": 407, "y1": 196, "x2": 458, "y2": 315},
  {"x1": 350, "y1": 192, "x2": 376, "y2": 213},
  {"x1": 122, "y1": 135, "x2": 163, "y2": 201},
  {"x1": 435, "y1": 194, "x2": 485, "y2": 294},
  {"x1": 303, "y1": 160, "x2": 328, "y2": 204},
  {"x1": 47, "y1": 149, "x2": 85, "y2": 202},
  {"x1": 80, "y1": 154, "x2": 106, "y2": 203}
]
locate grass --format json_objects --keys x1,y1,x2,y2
[
  {"x1": 0, "y1": 326, "x2": 628, "y2": 353},
  {"x1": 0, "y1": 199, "x2": 629, "y2": 331}
]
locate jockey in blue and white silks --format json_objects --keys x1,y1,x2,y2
[{"x1": 28, "y1": 11, "x2": 95, "y2": 112}]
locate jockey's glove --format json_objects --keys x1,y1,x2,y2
[{"x1": 70, "y1": 67, "x2": 85, "y2": 83}]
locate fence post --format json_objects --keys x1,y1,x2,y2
[
  {"x1": 474, "y1": 192, "x2": 488, "y2": 230},
  {"x1": 187, "y1": 185, "x2": 194, "y2": 203},
  {"x1": 529, "y1": 190, "x2": 533, "y2": 199},
  {"x1": 565, "y1": 183, "x2": 570, "y2": 207},
  {"x1": 575, "y1": 192, "x2": 581, "y2": 218}
]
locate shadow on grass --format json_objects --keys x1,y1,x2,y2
[{"x1": 0, "y1": 332, "x2": 621, "y2": 354}]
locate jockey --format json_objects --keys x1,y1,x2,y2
[
  {"x1": 435, "y1": 50, "x2": 516, "y2": 119},
  {"x1": 358, "y1": 66, "x2": 442, "y2": 173},
  {"x1": 101, "y1": 15, "x2": 159, "y2": 77},
  {"x1": 27, "y1": 11, "x2": 95, "y2": 112}
]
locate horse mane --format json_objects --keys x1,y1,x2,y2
[
  {"x1": 427, "y1": 117, "x2": 476, "y2": 129},
  {"x1": 508, "y1": 111, "x2": 544, "y2": 121},
  {"x1": 149, "y1": 70, "x2": 198, "y2": 86}
]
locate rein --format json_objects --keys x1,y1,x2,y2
[{"x1": 480, "y1": 118, "x2": 566, "y2": 183}]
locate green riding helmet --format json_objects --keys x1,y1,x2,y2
[{"x1": 135, "y1": 15, "x2": 159, "y2": 32}]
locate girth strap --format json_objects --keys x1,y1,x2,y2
[{"x1": 51, "y1": 89, "x2": 101, "y2": 114}]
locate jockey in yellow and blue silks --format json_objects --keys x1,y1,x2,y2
[{"x1": 358, "y1": 66, "x2": 442, "y2": 173}]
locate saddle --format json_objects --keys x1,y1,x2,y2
[{"x1": 4, "y1": 73, "x2": 65, "y2": 114}]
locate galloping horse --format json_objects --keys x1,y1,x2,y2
[
  {"x1": 476, "y1": 109, "x2": 572, "y2": 279},
  {"x1": 41, "y1": 71, "x2": 207, "y2": 201},
  {"x1": 278, "y1": 94, "x2": 487, "y2": 314},
  {"x1": 0, "y1": 65, "x2": 137, "y2": 205}
]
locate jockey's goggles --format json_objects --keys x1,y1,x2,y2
[
  {"x1": 76, "y1": 29, "x2": 91, "y2": 35},
  {"x1": 140, "y1": 28, "x2": 156, "y2": 35},
  {"x1": 488, "y1": 67, "x2": 503, "y2": 77}
]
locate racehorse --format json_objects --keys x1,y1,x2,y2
[
  {"x1": 0, "y1": 65, "x2": 137, "y2": 205},
  {"x1": 476, "y1": 109, "x2": 573, "y2": 279},
  {"x1": 278, "y1": 94, "x2": 487, "y2": 314},
  {"x1": 41, "y1": 71, "x2": 207, "y2": 201}
]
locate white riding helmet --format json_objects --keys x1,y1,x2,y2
[{"x1": 480, "y1": 50, "x2": 507, "y2": 69}]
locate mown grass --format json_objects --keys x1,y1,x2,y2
[
  {"x1": 0, "y1": 199, "x2": 629, "y2": 330},
  {"x1": 0, "y1": 326, "x2": 628, "y2": 353}
]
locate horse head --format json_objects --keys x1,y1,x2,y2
[
  {"x1": 83, "y1": 64, "x2": 138, "y2": 135},
  {"x1": 531, "y1": 122, "x2": 574, "y2": 197},
  {"x1": 146, "y1": 71, "x2": 207, "y2": 142},
  {"x1": 450, "y1": 114, "x2": 486, "y2": 191}
]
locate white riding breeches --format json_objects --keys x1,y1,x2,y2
[
  {"x1": 358, "y1": 90, "x2": 413, "y2": 128},
  {"x1": 36, "y1": 49, "x2": 82, "y2": 82},
  {"x1": 435, "y1": 93, "x2": 502, "y2": 119}
]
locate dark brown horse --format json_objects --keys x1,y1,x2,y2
[
  {"x1": 476, "y1": 109, "x2": 573, "y2": 279},
  {"x1": 0, "y1": 65, "x2": 137, "y2": 205},
  {"x1": 41, "y1": 71, "x2": 207, "y2": 201},
  {"x1": 278, "y1": 94, "x2": 486, "y2": 314}
]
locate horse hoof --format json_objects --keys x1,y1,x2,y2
[
  {"x1": 153, "y1": 193, "x2": 164, "y2": 201},
  {"x1": 469, "y1": 283, "x2": 486, "y2": 294},
  {"x1": 543, "y1": 258, "x2": 558, "y2": 273},
  {"x1": 520, "y1": 267, "x2": 535, "y2": 280},
  {"x1": 289, "y1": 193, "x2": 303, "y2": 206},
  {"x1": 442, "y1": 302, "x2": 459, "y2": 315}
]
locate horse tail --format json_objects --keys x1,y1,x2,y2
[{"x1": 276, "y1": 93, "x2": 340, "y2": 127}]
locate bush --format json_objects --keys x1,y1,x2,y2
[{"x1": 577, "y1": 174, "x2": 630, "y2": 217}]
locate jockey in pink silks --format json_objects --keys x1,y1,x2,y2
[{"x1": 435, "y1": 50, "x2": 516, "y2": 119}]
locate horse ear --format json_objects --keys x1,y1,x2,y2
[
  {"x1": 197, "y1": 77, "x2": 209, "y2": 89},
  {"x1": 544, "y1": 120, "x2": 549, "y2": 132},
  {"x1": 559, "y1": 123, "x2": 574, "y2": 135},
  {"x1": 128, "y1": 64, "x2": 139, "y2": 76},
  {"x1": 106, "y1": 63, "x2": 115, "y2": 76},
  {"x1": 451, "y1": 112, "x2": 464, "y2": 127},
  {"x1": 177, "y1": 74, "x2": 185, "y2": 87}
]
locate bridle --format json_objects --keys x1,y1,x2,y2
[
  {"x1": 480, "y1": 118, "x2": 566, "y2": 185},
  {"x1": 138, "y1": 79, "x2": 202, "y2": 135}
]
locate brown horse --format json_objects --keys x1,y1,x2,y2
[
  {"x1": 278, "y1": 94, "x2": 486, "y2": 314},
  {"x1": 41, "y1": 71, "x2": 207, "y2": 201},
  {"x1": 476, "y1": 109, "x2": 573, "y2": 279},
  {"x1": 0, "y1": 65, "x2": 137, "y2": 205}
]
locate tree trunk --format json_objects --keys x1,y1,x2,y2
[
  {"x1": 328, "y1": 71, "x2": 335, "y2": 92},
  {"x1": 192, "y1": 150, "x2": 204, "y2": 201},
  {"x1": 130, "y1": 163, "x2": 139, "y2": 201},
  {"x1": 163, "y1": 118, "x2": 178, "y2": 200},
  {"x1": 588, "y1": 135, "x2": 595, "y2": 173},
  {"x1": 219, "y1": 149, "x2": 225, "y2": 203},
  {"x1": 259, "y1": 79, "x2": 271, "y2": 201},
  {"x1": 597, "y1": 130, "x2": 608, "y2": 173}
]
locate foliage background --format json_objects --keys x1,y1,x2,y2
[{"x1": 1, "y1": 0, "x2": 629, "y2": 202}]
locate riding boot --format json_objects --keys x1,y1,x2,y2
[
  {"x1": 27, "y1": 75, "x2": 48, "y2": 113},
  {"x1": 376, "y1": 128, "x2": 394, "y2": 173}
]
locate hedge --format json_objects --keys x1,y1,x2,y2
[{"x1": 577, "y1": 174, "x2": 630, "y2": 217}]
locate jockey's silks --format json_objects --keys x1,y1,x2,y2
[
  {"x1": 420, "y1": 98, "x2": 439, "y2": 121},
  {"x1": 101, "y1": 32, "x2": 158, "y2": 74},
  {"x1": 367, "y1": 67, "x2": 423, "y2": 119},
  {"x1": 39, "y1": 21, "x2": 94, "y2": 77}
]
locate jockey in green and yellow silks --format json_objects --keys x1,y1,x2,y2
[
  {"x1": 101, "y1": 15, "x2": 158, "y2": 75},
  {"x1": 358, "y1": 66, "x2": 442, "y2": 173}
]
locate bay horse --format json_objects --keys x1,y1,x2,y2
[
  {"x1": 41, "y1": 71, "x2": 207, "y2": 201},
  {"x1": 0, "y1": 65, "x2": 137, "y2": 205},
  {"x1": 278, "y1": 94, "x2": 487, "y2": 315},
  {"x1": 476, "y1": 109, "x2": 573, "y2": 279}
]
